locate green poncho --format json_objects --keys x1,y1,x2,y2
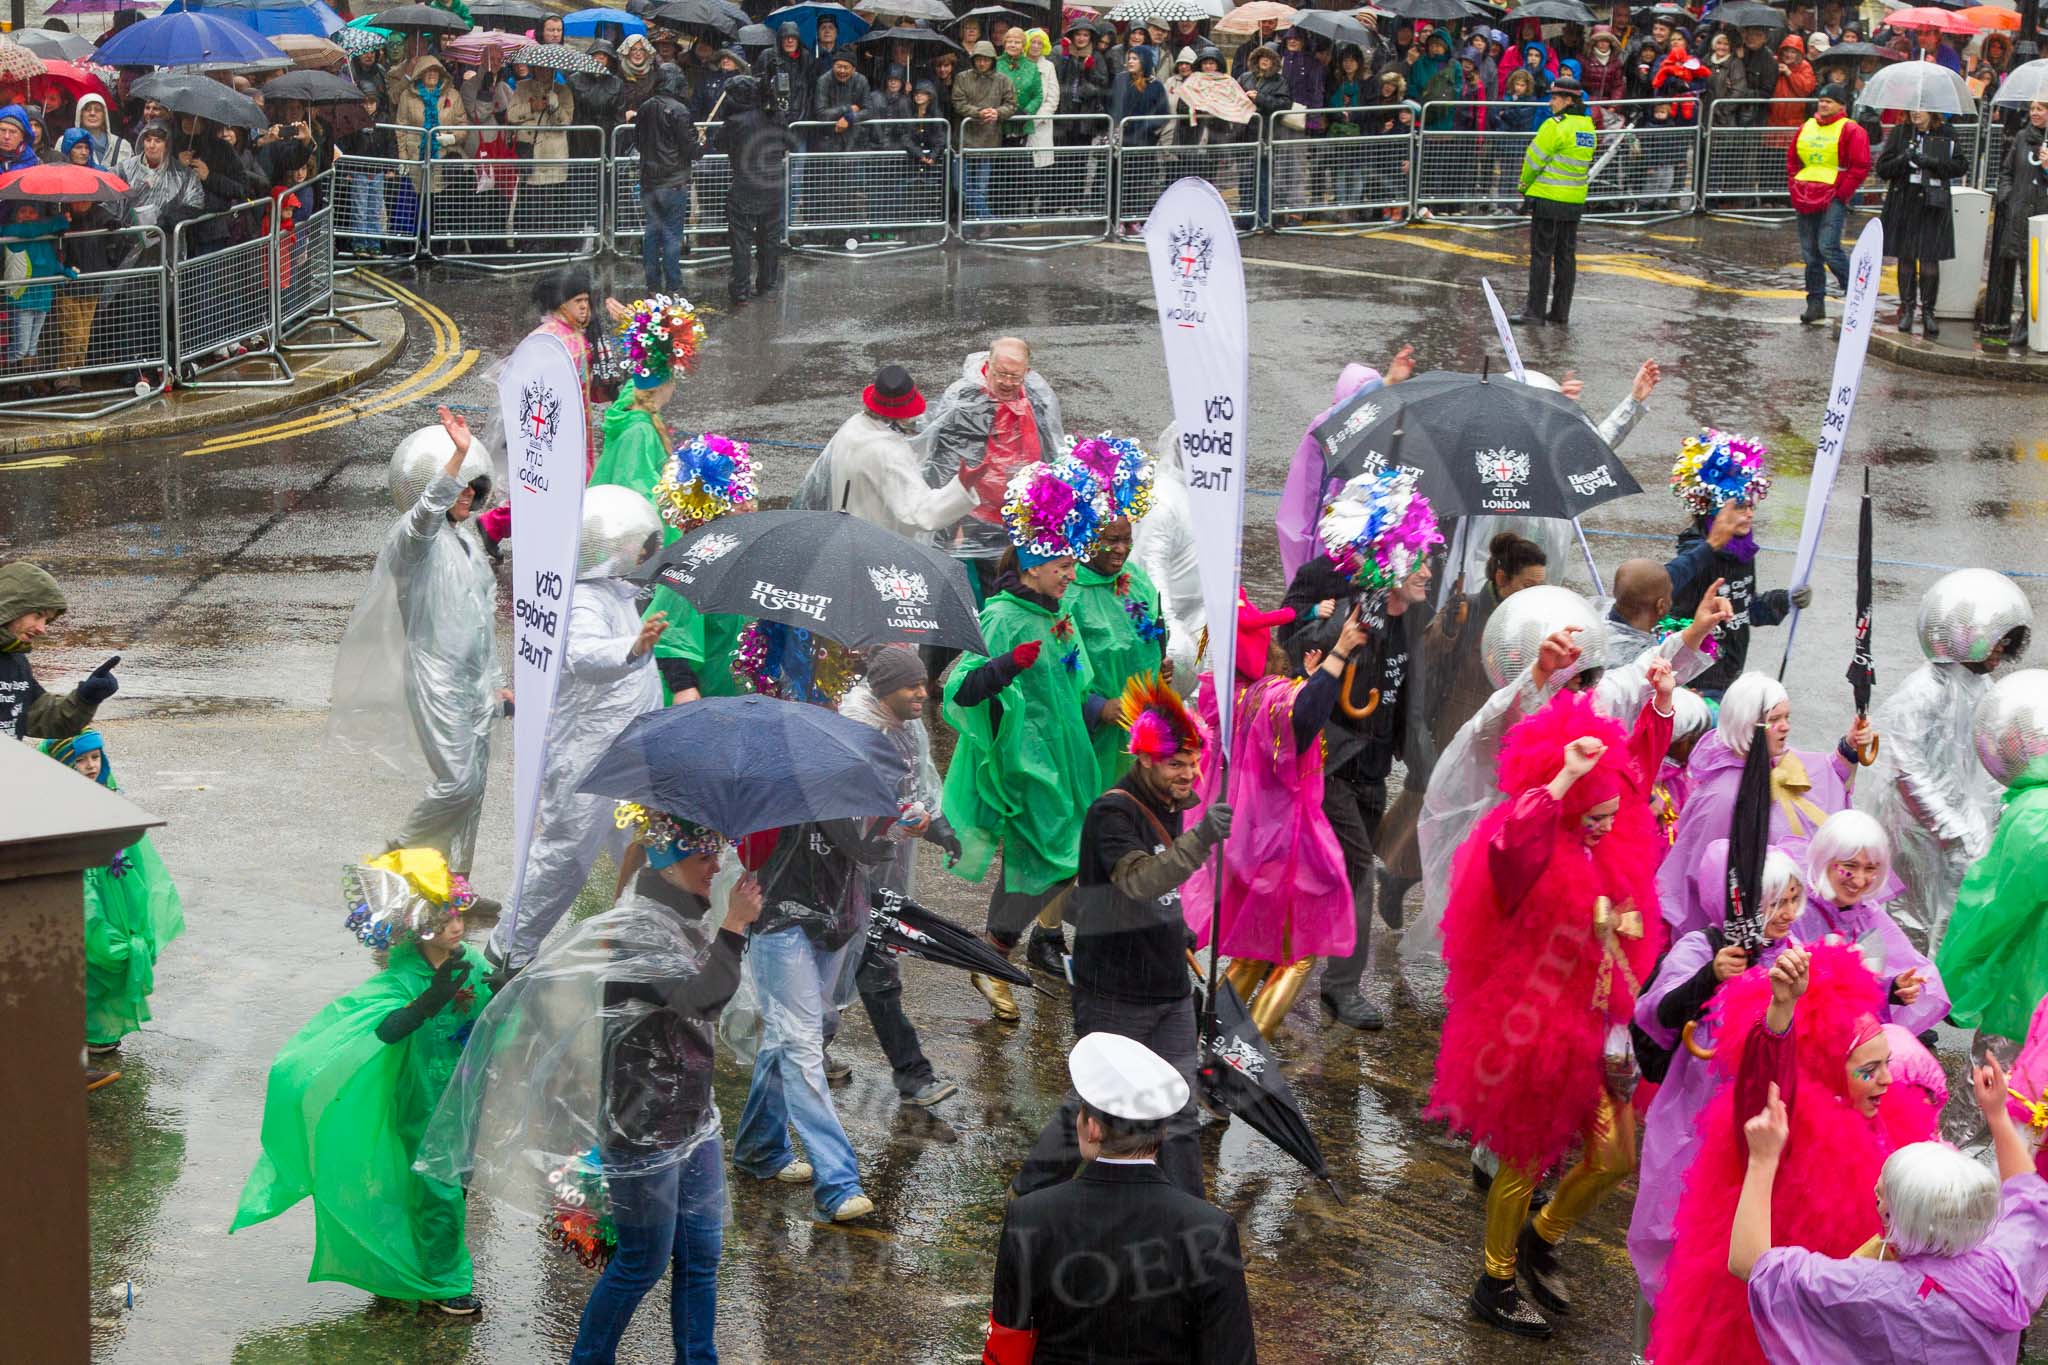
[
  {"x1": 591, "y1": 393, "x2": 746, "y2": 697},
  {"x1": 941, "y1": 590, "x2": 1098, "y2": 895},
  {"x1": 1066, "y1": 561, "x2": 1168, "y2": 790},
  {"x1": 231, "y1": 942, "x2": 492, "y2": 1301},
  {"x1": 1936, "y1": 781, "x2": 2048, "y2": 1042}
]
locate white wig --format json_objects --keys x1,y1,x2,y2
[
  {"x1": 1760, "y1": 848, "x2": 1803, "y2": 910},
  {"x1": 1669, "y1": 686, "x2": 1714, "y2": 743},
  {"x1": 1879, "y1": 1142, "x2": 2001, "y2": 1258},
  {"x1": 1718, "y1": 672, "x2": 1790, "y2": 754},
  {"x1": 1804, "y1": 809, "x2": 1892, "y2": 895}
]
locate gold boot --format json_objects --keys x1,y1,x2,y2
[
  {"x1": 972, "y1": 972, "x2": 1021, "y2": 1023},
  {"x1": 1223, "y1": 957, "x2": 1271, "y2": 1005},
  {"x1": 1249, "y1": 959, "x2": 1314, "y2": 1036}
]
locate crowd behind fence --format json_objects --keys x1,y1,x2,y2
[{"x1": 4, "y1": 100, "x2": 2025, "y2": 413}]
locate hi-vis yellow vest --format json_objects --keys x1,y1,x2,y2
[
  {"x1": 1522, "y1": 112, "x2": 1597, "y2": 205},
  {"x1": 1794, "y1": 117, "x2": 1847, "y2": 184}
]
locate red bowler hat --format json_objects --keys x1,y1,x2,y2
[{"x1": 862, "y1": 364, "x2": 926, "y2": 421}]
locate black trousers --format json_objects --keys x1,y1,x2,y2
[
  {"x1": 853, "y1": 939, "x2": 936, "y2": 1096},
  {"x1": 1318, "y1": 771, "x2": 1386, "y2": 999},
  {"x1": 986, "y1": 882, "x2": 1064, "y2": 950},
  {"x1": 726, "y1": 197, "x2": 784, "y2": 303},
  {"x1": 1526, "y1": 212, "x2": 1579, "y2": 323},
  {"x1": 1011, "y1": 990, "x2": 1203, "y2": 1199}
]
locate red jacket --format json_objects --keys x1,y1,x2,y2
[{"x1": 1785, "y1": 111, "x2": 1870, "y2": 212}]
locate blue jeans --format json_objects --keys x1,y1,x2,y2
[
  {"x1": 345, "y1": 169, "x2": 386, "y2": 247},
  {"x1": 1797, "y1": 199, "x2": 1849, "y2": 304},
  {"x1": 569, "y1": 1138, "x2": 725, "y2": 1365},
  {"x1": 963, "y1": 157, "x2": 993, "y2": 220},
  {"x1": 732, "y1": 926, "x2": 864, "y2": 1218},
  {"x1": 641, "y1": 183, "x2": 690, "y2": 294}
]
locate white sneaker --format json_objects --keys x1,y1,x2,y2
[
  {"x1": 773, "y1": 1160, "x2": 814, "y2": 1184},
  {"x1": 830, "y1": 1193, "x2": 875, "y2": 1222}
]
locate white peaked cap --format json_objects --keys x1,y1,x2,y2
[{"x1": 1069, "y1": 1032, "x2": 1189, "y2": 1121}]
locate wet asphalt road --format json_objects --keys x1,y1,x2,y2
[{"x1": 7, "y1": 217, "x2": 2047, "y2": 1364}]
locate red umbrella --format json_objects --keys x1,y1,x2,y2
[
  {"x1": 0, "y1": 163, "x2": 131, "y2": 204},
  {"x1": 1882, "y1": 5, "x2": 1982, "y2": 33},
  {"x1": 29, "y1": 60, "x2": 116, "y2": 104}
]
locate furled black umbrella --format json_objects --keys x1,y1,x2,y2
[
  {"x1": 578, "y1": 695, "x2": 902, "y2": 837},
  {"x1": 1193, "y1": 966, "x2": 1339, "y2": 1196},
  {"x1": 855, "y1": 22, "x2": 961, "y2": 50},
  {"x1": 1511, "y1": 0, "x2": 1599, "y2": 23},
  {"x1": 631, "y1": 510, "x2": 989, "y2": 653},
  {"x1": 368, "y1": 2, "x2": 472, "y2": 32},
  {"x1": 869, "y1": 890, "x2": 1036, "y2": 987},
  {"x1": 1846, "y1": 467, "x2": 1878, "y2": 763},
  {"x1": 1312, "y1": 369, "x2": 1642, "y2": 521},
  {"x1": 1290, "y1": 9, "x2": 1376, "y2": 47},
  {"x1": 1722, "y1": 721, "x2": 1774, "y2": 954},
  {"x1": 652, "y1": 0, "x2": 742, "y2": 36},
  {"x1": 257, "y1": 66, "x2": 371, "y2": 101},
  {"x1": 133, "y1": 71, "x2": 269, "y2": 129},
  {"x1": 1716, "y1": 1, "x2": 1788, "y2": 31}
]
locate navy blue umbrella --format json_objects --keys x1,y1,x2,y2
[
  {"x1": 577, "y1": 695, "x2": 902, "y2": 838},
  {"x1": 164, "y1": 0, "x2": 346, "y2": 39},
  {"x1": 97, "y1": 10, "x2": 290, "y2": 68}
]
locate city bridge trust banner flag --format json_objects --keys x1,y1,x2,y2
[
  {"x1": 1144, "y1": 177, "x2": 1251, "y2": 755},
  {"x1": 498, "y1": 331, "x2": 587, "y2": 914}
]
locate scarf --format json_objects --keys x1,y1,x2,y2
[
  {"x1": 1723, "y1": 530, "x2": 1759, "y2": 562},
  {"x1": 1768, "y1": 749, "x2": 1830, "y2": 837},
  {"x1": 966, "y1": 368, "x2": 1040, "y2": 521},
  {"x1": 416, "y1": 79, "x2": 443, "y2": 135},
  {"x1": 619, "y1": 36, "x2": 656, "y2": 80}
]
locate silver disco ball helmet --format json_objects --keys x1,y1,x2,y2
[
  {"x1": 579, "y1": 485, "x2": 663, "y2": 577},
  {"x1": 389, "y1": 425, "x2": 492, "y2": 512},
  {"x1": 1973, "y1": 668, "x2": 2048, "y2": 790},
  {"x1": 1481, "y1": 583, "x2": 1605, "y2": 689},
  {"x1": 1917, "y1": 568, "x2": 2033, "y2": 666}
]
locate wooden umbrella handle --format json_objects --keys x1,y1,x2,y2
[
  {"x1": 1857, "y1": 734, "x2": 1880, "y2": 766},
  {"x1": 1681, "y1": 1019, "x2": 1715, "y2": 1061},
  {"x1": 1338, "y1": 656, "x2": 1380, "y2": 720}
]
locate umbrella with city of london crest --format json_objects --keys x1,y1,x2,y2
[
  {"x1": 629, "y1": 508, "x2": 987, "y2": 653},
  {"x1": 1311, "y1": 369, "x2": 1641, "y2": 521},
  {"x1": 1192, "y1": 962, "x2": 1339, "y2": 1197}
]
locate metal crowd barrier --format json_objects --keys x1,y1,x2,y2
[
  {"x1": 334, "y1": 125, "x2": 427, "y2": 265},
  {"x1": 1266, "y1": 105, "x2": 1414, "y2": 232},
  {"x1": 608, "y1": 122, "x2": 733, "y2": 270},
  {"x1": 957, "y1": 113, "x2": 1113, "y2": 249},
  {"x1": 172, "y1": 197, "x2": 293, "y2": 388},
  {"x1": 1701, "y1": 99, "x2": 1809, "y2": 223},
  {"x1": 1115, "y1": 115, "x2": 1261, "y2": 239},
  {"x1": 1412, "y1": 103, "x2": 1539, "y2": 226},
  {"x1": 1980, "y1": 122, "x2": 2009, "y2": 196},
  {"x1": 424, "y1": 125, "x2": 605, "y2": 270},
  {"x1": 1583, "y1": 98, "x2": 1700, "y2": 224},
  {"x1": 0, "y1": 224, "x2": 170, "y2": 422},
  {"x1": 279, "y1": 169, "x2": 379, "y2": 353},
  {"x1": 786, "y1": 118, "x2": 951, "y2": 257}
]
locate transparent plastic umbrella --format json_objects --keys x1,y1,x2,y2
[
  {"x1": 1991, "y1": 57, "x2": 2048, "y2": 106},
  {"x1": 1855, "y1": 58, "x2": 1974, "y2": 113}
]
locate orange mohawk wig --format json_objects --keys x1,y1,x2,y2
[{"x1": 1119, "y1": 672, "x2": 1202, "y2": 759}]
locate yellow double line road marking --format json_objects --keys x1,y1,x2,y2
[{"x1": 183, "y1": 271, "x2": 478, "y2": 457}]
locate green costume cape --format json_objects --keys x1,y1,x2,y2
[
  {"x1": 1067, "y1": 561, "x2": 1167, "y2": 790},
  {"x1": 590, "y1": 393, "x2": 746, "y2": 697},
  {"x1": 941, "y1": 590, "x2": 1097, "y2": 895},
  {"x1": 83, "y1": 833, "x2": 183, "y2": 1046},
  {"x1": 1936, "y1": 782, "x2": 2048, "y2": 1042},
  {"x1": 231, "y1": 942, "x2": 492, "y2": 1301}
]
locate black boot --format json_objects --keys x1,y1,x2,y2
[
  {"x1": 1320, "y1": 988, "x2": 1384, "y2": 1030},
  {"x1": 1516, "y1": 1222, "x2": 1573, "y2": 1317},
  {"x1": 1920, "y1": 268, "x2": 1940, "y2": 340},
  {"x1": 1800, "y1": 298, "x2": 1825, "y2": 325},
  {"x1": 1893, "y1": 299, "x2": 1915, "y2": 332},
  {"x1": 1470, "y1": 1273, "x2": 1552, "y2": 1339},
  {"x1": 1024, "y1": 926, "x2": 1068, "y2": 979},
  {"x1": 1375, "y1": 867, "x2": 1410, "y2": 930}
]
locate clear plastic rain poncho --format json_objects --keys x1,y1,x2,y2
[
  {"x1": 416, "y1": 891, "x2": 733, "y2": 1225},
  {"x1": 913, "y1": 349, "x2": 1067, "y2": 562},
  {"x1": 1407, "y1": 591, "x2": 1711, "y2": 965},
  {"x1": 1132, "y1": 421, "x2": 1204, "y2": 694},
  {"x1": 490, "y1": 488, "x2": 666, "y2": 968},
  {"x1": 328, "y1": 428, "x2": 500, "y2": 875}
]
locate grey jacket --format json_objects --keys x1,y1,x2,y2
[
  {"x1": 950, "y1": 66, "x2": 1016, "y2": 149},
  {"x1": 913, "y1": 351, "x2": 1065, "y2": 560}
]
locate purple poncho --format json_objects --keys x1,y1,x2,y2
[{"x1": 1792, "y1": 890, "x2": 1950, "y2": 1037}]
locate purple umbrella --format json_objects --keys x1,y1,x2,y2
[{"x1": 48, "y1": 0, "x2": 159, "y2": 13}]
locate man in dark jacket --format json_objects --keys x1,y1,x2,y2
[
  {"x1": 1056, "y1": 19, "x2": 1113, "y2": 140},
  {"x1": 761, "y1": 22, "x2": 814, "y2": 123},
  {"x1": 986, "y1": 1033, "x2": 1258, "y2": 1365},
  {"x1": 0, "y1": 562, "x2": 116, "y2": 741},
  {"x1": 568, "y1": 40, "x2": 625, "y2": 160},
  {"x1": 636, "y1": 63, "x2": 698, "y2": 293},
  {"x1": 1737, "y1": 26, "x2": 1779, "y2": 126},
  {"x1": 1010, "y1": 683, "x2": 1231, "y2": 1200},
  {"x1": 1667, "y1": 496, "x2": 1809, "y2": 697},
  {"x1": 715, "y1": 75, "x2": 793, "y2": 308},
  {"x1": 811, "y1": 49, "x2": 872, "y2": 151}
]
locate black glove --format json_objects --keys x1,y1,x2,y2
[
  {"x1": 656, "y1": 655, "x2": 701, "y2": 696},
  {"x1": 374, "y1": 954, "x2": 471, "y2": 1045},
  {"x1": 1789, "y1": 584, "x2": 1814, "y2": 610},
  {"x1": 1193, "y1": 801, "x2": 1234, "y2": 846},
  {"x1": 924, "y1": 815, "x2": 962, "y2": 865},
  {"x1": 77, "y1": 658, "x2": 120, "y2": 705}
]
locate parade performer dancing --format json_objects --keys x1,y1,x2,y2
[
  {"x1": 1862, "y1": 569, "x2": 2032, "y2": 951},
  {"x1": 43, "y1": 730, "x2": 183, "y2": 1064},
  {"x1": 940, "y1": 457, "x2": 1106, "y2": 1021},
  {"x1": 1647, "y1": 942, "x2": 1944, "y2": 1365},
  {"x1": 488, "y1": 487, "x2": 668, "y2": 981},
  {"x1": 1064, "y1": 434, "x2": 1168, "y2": 792},
  {"x1": 232, "y1": 850, "x2": 492, "y2": 1316},
  {"x1": 1664, "y1": 430, "x2": 1807, "y2": 698},
  {"x1": 1793, "y1": 811, "x2": 1947, "y2": 1036},
  {"x1": 329, "y1": 409, "x2": 502, "y2": 897},
  {"x1": 1427, "y1": 679, "x2": 1672, "y2": 1341}
]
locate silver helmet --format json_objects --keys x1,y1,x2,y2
[
  {"x1": 1972, "y1": 667, "x2": 2048, "y2": 789},
  {"x1": 579, "y1": 485, "x2": 663, "y2": 577},
  {"x1": 1916, "y1": 568, "x2": 2033, "y2": 666},
  {"x1": 1481, "y1": 583, "x2": 1606, "y2": 689},
  {"x1": 389, "y1": 424, "x2": 493, "y2": 513}
]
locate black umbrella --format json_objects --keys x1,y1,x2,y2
[
  {"x1": 631, "y1": 510, "x2": 989, "y2": 653},
  {"x1": 1312, "y1": 370, "x2": 1642, "y2": 521},
  {"x1": 1820, "y1": 41, "x2": 1902, "y2": 64},
  {"x1": 862, "y1": 0, "x2": 952, "y2": 19},
  {"x1": 1193, "y1": 965, "x2": 1339, "y2": 1197},
  {"x1": 257, "y1": 67, "x2": 371, "y2": 102},
  {"x1": 134, "y1": 72, "x2": 269, "y2": 129},
  {"x1": 855, "y1": 23, "x2": 962, "y2": 51},
  {"x1": 652, "y1": 0, "x2": 741, "y2": 36},
  {"x1": 578, "y1": 695, "x2": 902, "y2": 837},
  {"x1": 512, "y1": 40, "x2": 608, "y2": 72},
  {"x1": 470, "y1": 0, "x2": 550, "y2": 26},
  {"x1": 1716, "y1": 1, "x2": 1788, "y2": 32},
  {"x1": 869, "y1": 889, "x2": 1036, "y2": 987},
  {"x1": 737, "y1": 22, "x2": 775, "y2": 46},
  {"x1": 1846, "y1": 467, "x2": 1877, "y2": 763},
  {"x1": 1633, "y1": 3, "x2": 1693, "y2": 25},
  {"x1": 1722, "y1": 721, "x2": 1774, "y2": 954},
  {"x1": 1374, "y1": 0, "x2": 1483, "y2": 22},
  {"x1": 370, "y1": 3, "x2": 472, "y2": 32},
  {"x1": 1511, "y1": 0, "x2": 1600, "y2": 22},
  {"x1": 1291, "y1": 10, "x2": 1377, "y2": 47}
]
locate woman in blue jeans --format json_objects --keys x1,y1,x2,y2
[{"x1": 571, "y1": 823, "x2": 762, "y2": 1365}]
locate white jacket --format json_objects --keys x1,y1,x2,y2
[{"x1": 796, "y1": 410, "x2": 974, "y2": 546}]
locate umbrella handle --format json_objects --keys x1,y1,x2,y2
[
  {"x1": 1858, "y1": 735, "x2": 1880, "y2": 766},
  {"x1": 1338, "y1": 656, "x2": 1380, "y2": 720},
  {"x1": 1681, "y1": 1019, "x2": 1715, "y2": 1062}
]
